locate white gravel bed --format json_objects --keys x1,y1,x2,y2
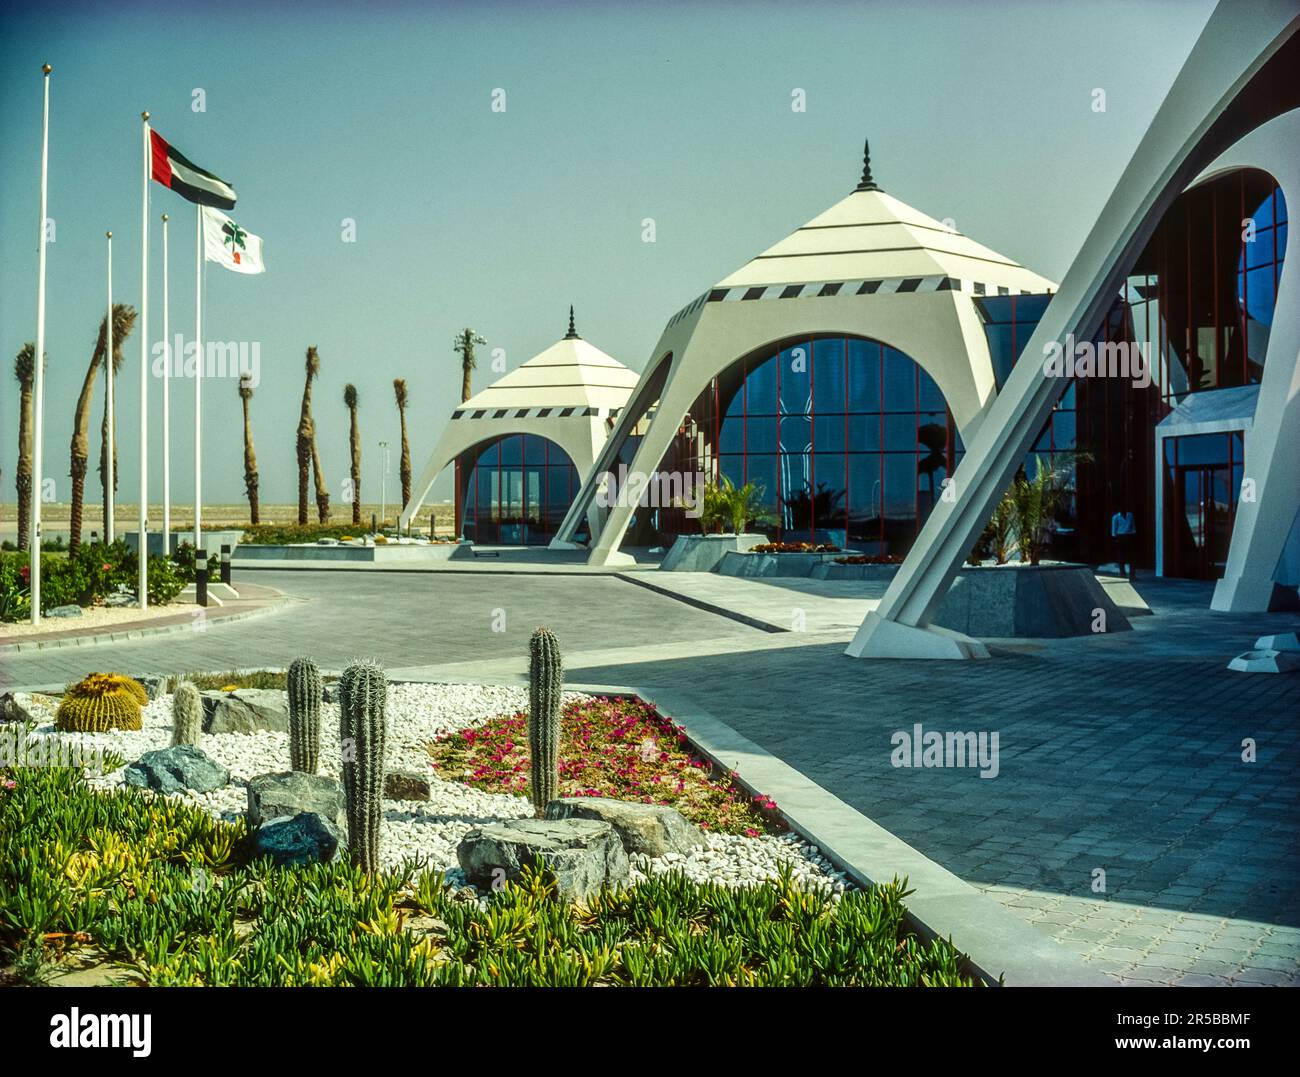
[{"x1": 16, "y1": 681, "x2": 852, "y2": 897}]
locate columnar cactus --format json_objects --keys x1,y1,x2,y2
[
  {"x1": 339, "y1": 659, "x2": 387, "y2": 872},
  {"x1": 527, "y1": 626, "x2": 563, "y2": 816},
  {"x1": 171, "y1": 681, "x2": 203, "y2": 746},
  {"x1": 287, "y1": 656, "x2": 322, "y2": 773}
]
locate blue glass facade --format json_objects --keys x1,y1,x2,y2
[{"x1": 459, "y1": 434, "x2": 579, "y2": 545}]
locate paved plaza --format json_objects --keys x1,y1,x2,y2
[{"x1": 4, "y1": 566, "x2": 1298, "y2": 986}]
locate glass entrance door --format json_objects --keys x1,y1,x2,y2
[{"x1": 1163, "y1": 431, "x2": 1243, "y2": 579}]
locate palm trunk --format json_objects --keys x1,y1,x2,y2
[
  {"x1": 311, "y1": 440, "x2": 330, "y2": 524},
  {"x1": 398, "y1": 419, "x2": 411, "y2": 512},
  {"x1": 297, "y1": 372, "x2": 314, "y2": 527},
  {"x1": 348, "y1": 408, "x2": 361, "y2": 526},
  {"x1": 461, "y1": 364, "x2": 472, "y2": 403},
  {"x1": 241, "y1": 394, "x2": 260, "y2": 524},
  {"x1": 16, "y1": 382, "x2": 33, "y2": 552}
]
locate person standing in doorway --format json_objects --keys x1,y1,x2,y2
[{"x1": 1110, "y1": 506, "x2": 1136, "y2": 579}]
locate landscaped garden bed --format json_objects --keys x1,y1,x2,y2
[{"x1": 0, "y1": 664, "x2": 978, "y2": 987}]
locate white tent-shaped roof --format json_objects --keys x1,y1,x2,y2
[{"x1": 398, "y1": 310, "x2": 639, "y2": 534}]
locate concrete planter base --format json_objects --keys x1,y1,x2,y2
[
  {"x1": 659, "y1": 533, "x2": 766, "y2": 572},
  {"x1": 933, "y1": 564, "x2": 1132, "y2": 638},
  {"x1": 234, "y1": 541, "x2": 467, "y2": 565},
  {"x1": 717, "y1": 550, "x2": 841, "y2": 578}
]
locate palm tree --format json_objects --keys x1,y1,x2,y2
[
  {"x1": 297, "y1": 346, "x2": 320, "y2": 525},
  {"x1": 1010, "y1": 452, "x2": 1090, "y2": 565},
  {"x1": 343, "y1": 383, "x2": 361, "y2": 526},
  {"x1": 453, "y1": 329, "x2": 486, "y2": 403},
  {"x1": 13, "y1": 344, "x2": 36, "y2": 551},
  {"x1": 393, "y1": 378, "x2": 411, "y2": 510},
  {"x1": 70, "y1": 305, "x2": 136, "y2": 553},
  {"x1": 239, "y1": 373, "x2": 260, "y2": 524}
]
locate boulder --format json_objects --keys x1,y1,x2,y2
[
  {"x1": 46, "y1": 604, "x2": 83, "y2": 618},
  {"x1": 132, "y1": 675, "x2": 167, "y2": 701},
  {"x1": 545, "y1": 797, "x2": 704, "y2": 858},
  {"x1": 251, "y1": 812, "x2": 340, "y2": 867},
  {"x1": 457, "y1": 818, "x2": 629, "y2": 902},
  {"x1": 104, "y1": 591, "x2": 135, "y2": 607},
  {"x1": 0, "y1": 691, "x2": 59, "y2": 723},
  {"x1": 384, "y1": 770, "x2": 432, "y2": 801},
  {"x1": 246, "y1": 771, "x2": 346, "y2": 832},
  {"x1": 124, "y1": 744, "x2": 230, "y2": 794},
  {"x1": 201, "y1": 688, "x2": 289, "y2": 734}
]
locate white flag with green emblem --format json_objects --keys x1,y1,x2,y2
[{"x1": 201, "y1": 206, "x2": 265, "y2": 274}]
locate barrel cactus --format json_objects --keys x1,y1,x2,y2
[
  {"x1": 171, "y1": 681, "x2": 203, "y2": 746},
  {"x1": 339, "y1": 659, "x2": 387, "y2": 872},
  {"x1": 527, "y1": 626, "x2": 564, "y2": 815},
  {"x1": 287, "y1": 656, "x2": 322, "y2": 773},
  {"x1": 56, "y1": 673, "x2": 146, "y2": 732}
]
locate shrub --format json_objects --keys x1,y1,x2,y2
[
  {"x1": 145, "y1": 554, "x2": 185, "y2": 605},
  {"x1": 55, "y1": 673, "x2": 146, "y2": 732},
  {"x1": 0, "y1": 559, "x2": 31, "y2": 622}
]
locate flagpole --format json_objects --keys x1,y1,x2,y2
[
  {"x1": 194, "y1": 204, "x2": 203, "y2": 550},
  {"x1": 29, "y1": 63, "x2": 51, "y2": 626},
  {"x1": 106, "y1": 230, "x2": 115, "y2": 545},
  {"x1": 138, "y1": 111, "x2": 150, "y2": 608},
  {"x1": 161, "y1": 212, "x2": 170, "y2": 552}
]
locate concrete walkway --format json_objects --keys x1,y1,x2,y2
[{"x1": 4, "y1": 567, "x2": 1297, "y2": 986}]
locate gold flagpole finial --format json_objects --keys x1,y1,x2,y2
[
  {"x1": 106, "y1": 231, "x2": 112, "y2": 239},
  {"x1": 142, "y1": 110, "x2": 150, "y2": 121},
  {"x1": 162, "y1": 213, "x2": 169, "y2": 222},
  {"x1": 42, "y1": 63, "x2": 51, "y2": 75}
]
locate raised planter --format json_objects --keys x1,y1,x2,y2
[
  {"x1": 233, "y1": 541, "x2": 467, "y2": 565},
  {"x1": 932, "y1": 564, "x2": 1132, "y2": 638},
  {"x1": 716, "y1": 550, "x2": 841, "y2": 578},
  {"x1": 124, "y1": 529, "x2": 243, "y2": 557},
  {"x1": 809, "y1": 561, "x2": 901, "y2": 582},
  {"x1": 658, "y1": 533, "x2": 767, "y2": 572}
]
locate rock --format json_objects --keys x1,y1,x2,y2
[
  {"x1": 124, "y1": 744, "x2": 230, "y2": 794},
  {"x1": 322, "y1": 684, "x2": 337, "y2": 704},
  {"x1": 544, "y1": 797, "x2": 705, "y2": 858},
  {"x1": 246, "y1": 771, "x2": 346, "y2": 833},
  {"x1": 384, "y1": 770, "x2": 431, "y2": 801},
  {"x1": 201, "y1": 688, "x2": 289, "y2": 734},
  {"x1": 46, "y1": 604, "x2": 83, "y2": 618},
  {"x1": 457, "y1": 818, "x2": 629, "y2": 902},
  {"x1": 104, "y1": 591, "x2": 135, "y2": 607},
  {"x1": 251, "y1": 812, "x2": 340, "y2": 867},
  {"x1": 132, "y1": 675, "x2": 167, "y2": 701},
  {"x1": 0, "y1": 691, "x2": 59, "y2": 723}
]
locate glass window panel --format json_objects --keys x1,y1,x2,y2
[
  {"x1": 719, "y1": 455, "x2": 745, "y2": 490},
  {"x1": 718, "y1": 417, "x2": 744, "y2": 453},
  {"x1": 1245, "y1": 228, "x2": 1274, "y2": 269},
  {"x1": 1244, "y1": 266, "x2": 1276, "y2": 324},
  {"x1": 743, "y1": 454, "x2": 778, "y2": 519},
  {"x1": 812, "y1": 455, "x2": 847, "y2": 531},
  {"x1": 499, "y1": 435, "x2": 522, "y2": 466},
  {"x1": 847, "y1": 414, "x2": 881, "y2": 452},
  {"x1": 984, "y1": 325, "x2": 1015, "y2": 386},
  {"x1": 523, "y1": 434, "x2": 547, "y2": 465},
  {"x1": 745, "y1": 356, "x2": 777, "y2": 413},
  {"x1": 883, "y1": 413, "x2": 919, "y2": 451},
  {"x1": 1051, "y1": 410, "x2": 1076, "y2": 450},
  {"x1": 779, "y1": 415, "x2": 812, "y2": 454},
  {"x1": 812, "y1": 339, "x2": 845, "y2": 413},
  {"x1": 881, "y1": 454, "x2": 917, "y2": 528},
  {"x1": 779, "y1": 344, "x2": 812, "y2": 415},
  {"x1": 745, "y1": 414, "x2": 777, "y2": 453},
  {"x1": 846, "y1": 339, "x2": 880, "y2": 412},
  {"x1": 477, "y1": 441, "x2": 499, "y2": 466},
  {"x1": 917, "y1": 370, "x2": 946, "y2": 411},
  {"x1": 813, "y1": 414, "x2": 845, "y2": 452},
  {"x1": 882, "y1": 348, "x2": 917, "y2": 410},
  {"x1": 546, "y1": 467, "x2": 571, "y2": 516}
]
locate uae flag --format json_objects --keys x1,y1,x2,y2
[
  {"x1": 150, "y1": 130, "x2": 237, "y2": 209},
  {"x1": 202, "y1": 207, "x2": 265, "y2": 274}
]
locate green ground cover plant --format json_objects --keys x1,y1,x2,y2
[{"x1": 0, "y1": 764, "x2": 977, "y2": 987}]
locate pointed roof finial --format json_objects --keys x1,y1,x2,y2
[
  {"x1": 564, "y1": 304, "x2": 580, "y2": 339},
  {"x1": 855, "y1": 139, "x2": 881, "y2": 192}
]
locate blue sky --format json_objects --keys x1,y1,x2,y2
[{"x1": 0, "y1": 0, "x2": 1216, "y2": 508}]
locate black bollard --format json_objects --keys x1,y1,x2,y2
[
  {"x1": 220, "y1": 544, "x2": 232, "y2": 585},
  {"x1": 429, "y1": 513, "x2": 435, "y2": 541},
  {"x1": 195, "y1": 548, "x2": 209, "y2": 607},
  {"x1": 371, "y1": 513, "x2": 377, "y2": 535}
]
